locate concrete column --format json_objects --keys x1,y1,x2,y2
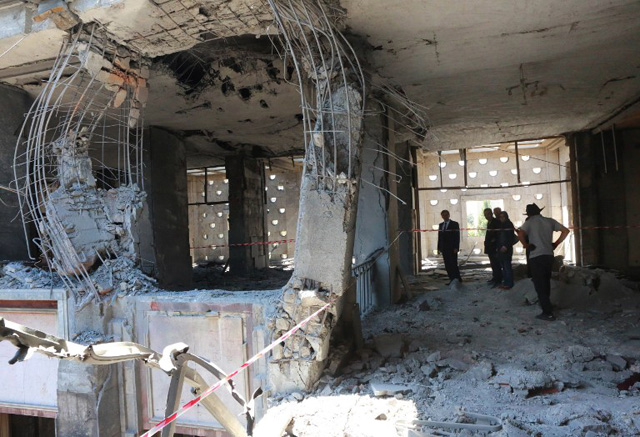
[
  {"x1": 0, "y1": 84, "x2": 32, "y2": 261},
  {"x1": 270, "y1": 84, "x2": 365, "y2": 392},
  {"x1": 141, "y1": 127, "x2": 192, "y2": 289},
  {"x1": 396, "y1": 141, "x2": 415, "y2": 276},
  {"x1": 622, "y1": 130, "x2": 640, "y2": 275},
  {"x1": 569, "y1": 132, "x2": 600, "y2": 266},
  {"x1": 56, "y1": 361, "x2": 121, "y2": 437},
  {"x1": 225, "y1": 155, "x2": 268, "y2": 275}
]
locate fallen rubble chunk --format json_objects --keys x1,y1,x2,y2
[
  {"x1": 466, "y1": 361, "x2": 494, "y2": 381},
  {"x1": 374, "y1": 334, "x2": 404, "y2": 358},
  {"x1": 370, "y1": 382, "x2": 412, "y2": 397},
  {"x1": 426, "y1": 351, "x2": 441, "y2": 363},
  {"x1": 567, "y1": 345, "x2": 595, "y2": 363},
  {"x1": 606, "y1": 354, "x2": 627, "y2": 371}
]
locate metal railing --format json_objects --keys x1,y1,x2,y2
[{"x1": 352, "y1": 248, "x2": 384, "y2": 317}]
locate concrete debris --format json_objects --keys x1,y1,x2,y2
[
  {"x1": 370, "y1": 382, "x2": 412, "y2": 397},
  {"x1": 0, "y1": 262, "x2": 62, "y2": 289},
  {"x1": 0, "y1": 258, "x2": 155, "y2": 297},
  {"x1": 261, "y1": 267, "x2": 640, "y2": 436},
  {"x1": 606, "y1": 354, "x2": 627, "y2": 371},
  {"x1": 373, "y1": 334, "x2": 404, "y2": 358}
]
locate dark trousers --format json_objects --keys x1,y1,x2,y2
[
  {"x1": 529, "y1": 255, "x2": 554, "y2": 314},
  {"x1": 488, "y1": 252, "x2": 502, "y2": 283},
  {"x1": 497, "y1": 251, "x2": 513, "y2": 287},
  {"x1": 442, "y1": 250, "x2": 461, "y2": 281}
]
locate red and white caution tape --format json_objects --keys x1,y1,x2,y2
[
  {"x1": 190, "y1": 238, "x2": 296, "y2": 250},
  {"x1": 142, "y1": 300, "x2": 333, "y2": 436}
]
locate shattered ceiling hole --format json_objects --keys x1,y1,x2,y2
[
  {"x1": 260, "y1": 99, "x2": 269, "y2": 109},
  {"x1": 294, "y1": 113, "x2": 303, "y2": 122},
  {"x1": 165, "y1": 52, "x2": 208, "y2": 90},
  {"x1": 238, "y1": 88, "x2": 252, "y2": 100}
]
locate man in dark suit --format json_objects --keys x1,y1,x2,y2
[{"x1": 437, "y1": 210, "x2": 462, "y2": 284}]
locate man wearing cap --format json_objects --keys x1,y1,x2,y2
[
  {"x1": 517, "y1": 203, "x2": 570, "y2": 321},
  {"x1": 438, "y1": 209, "x2": 462, "y2": 284}
]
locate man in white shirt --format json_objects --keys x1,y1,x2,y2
[{"x1": 517, "y1": 204, "x2": 570, "y2": 321}]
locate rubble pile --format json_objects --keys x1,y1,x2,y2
[
  {"x1": 0, "y1": 262, "x2": 62, "y2": 289},
  {"x1": 260, "y1": 267, "x2": 640, "y2": 436},
  {"x1": 91, "y1": 257, "x2": 157, "y2": 296},
  {"x1": 0, "y1": 259, "x2": 156, "y2": 296}
]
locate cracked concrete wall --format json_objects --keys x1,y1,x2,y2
[{"x1": 0, "y1": 84, "x2": 32, "y2": 261}]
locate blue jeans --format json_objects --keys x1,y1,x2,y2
[{"x1": 497, "y1": 250, "x2": 513, "y2": 287}]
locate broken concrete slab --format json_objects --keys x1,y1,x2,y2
[
  {"x1": 370, "y1": 382, "x2": 412, "y2": 397},
  {"x1": 606, "y1": 354, "x2": 627, "y2": 371},
  {"x1": 373, "y1": 334, "x2": 404, "y2": 358}
]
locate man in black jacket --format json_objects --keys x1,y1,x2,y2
[
  {"x1": 437, "y1": 210, "x2": 462, "y2": 284},
  {"x1": 483, "y1": 207, "x2": 502, "y2": 286}
]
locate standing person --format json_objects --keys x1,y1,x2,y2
[
  {"x1": 496, "y1": 211, "x2": 517, "y2": 290},
  {"x1": 483, "y1": 208, "x2": 502, "y2": 286},
  {"x1": 517, "y1": 204, "x2": 570, "y2": 321},
  {"x1": 437, "y1": 210, "x2": 462, "y2": 284},
  {"x1": 493, "y1": 206, "x2": 502, "y2": 219}
]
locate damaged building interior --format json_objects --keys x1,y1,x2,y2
[{"x1": 0, "y1": 0, "x2": 640, "y2": 436}]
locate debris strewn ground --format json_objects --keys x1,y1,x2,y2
[{"x1": 258, "y1": 266, "x2": 640, "y2": 436}]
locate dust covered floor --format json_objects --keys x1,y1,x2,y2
[{"x1": 257, "y1": 267, "x2": 640, "y2": 436}]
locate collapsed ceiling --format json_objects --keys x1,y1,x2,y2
[{"x1": 1, "y1": 0, "x2": 639, "y2": 158}]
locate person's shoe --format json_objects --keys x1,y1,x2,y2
[{"x1": 535, "y1": 312, "x2": 556, "y2": 321}]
